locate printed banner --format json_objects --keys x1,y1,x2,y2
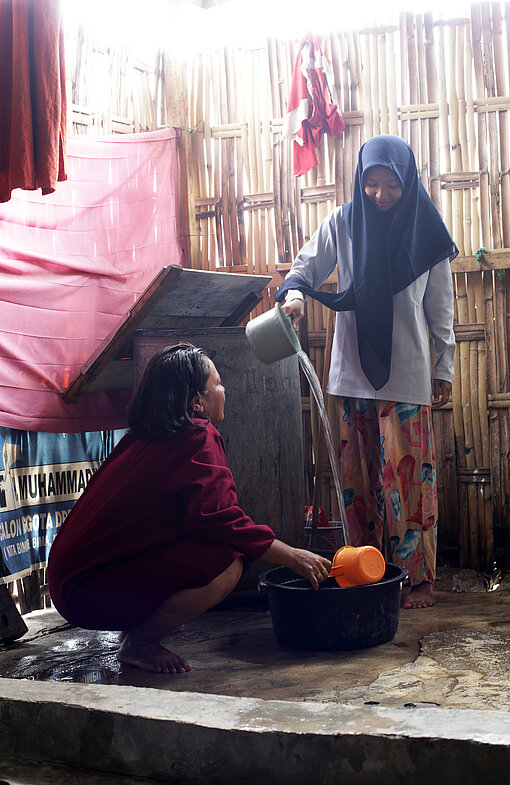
[{"x1": 0, "y1": 428, "x2": 125, "y2": 583}]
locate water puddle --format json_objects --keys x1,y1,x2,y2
[
  {"x1": 18, "y1": 665, "x2": 120, "y2": 684},
  {"x1": 50, "y1": 666, "x2": 120, "y2": 684},
  {"x1": 3, "y1": 633, "x2": 122, "y2": 685}
]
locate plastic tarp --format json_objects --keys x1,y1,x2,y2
[
  {"x1": 0, "y1": 426, "x2": 126, "y2": 583},
  {"x1": 0, "y1": 127, "x2": 184, "y2": 433}
]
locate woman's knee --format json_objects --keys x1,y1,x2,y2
[{"x1": 209, "y1": 556, "x2": 243, "y2": 601}]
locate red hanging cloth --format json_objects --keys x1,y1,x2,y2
[
  {"x1": 0, "y1": 0, "x2": 67, "y2": 203},
  {"x1": 283, "y1": 34, "x2": 345, "y2": 177}
]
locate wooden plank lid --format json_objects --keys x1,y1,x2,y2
[{"x1": 63, "y1": 265, "x2": 271, "y2": 403}]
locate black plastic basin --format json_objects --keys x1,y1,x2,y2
[{"x1": 258, "y1": 563, "x2": 407, "y2": 651}]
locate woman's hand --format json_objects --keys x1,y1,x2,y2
[
  {"x1": 281, "y1": 298, "x2": 305, "y2": 325},
  {"x1": 432, "y1": 379, "x2": 452, "y2": 409},
  {"x1": 261, "y1": 539, "x2": 332, "y2": 590},
  {"x1": 287, "y1": 547, "x2": 332, "y2": 590}
]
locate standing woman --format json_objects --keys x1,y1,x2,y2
[{"x1": 276, "y1": 134, "x2": 458, "y2": 609}]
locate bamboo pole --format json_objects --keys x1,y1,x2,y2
[
  {"x1": 295, "y1": 176, "x2": 304, "y2": 250},
  {"x1": 268, "y1": 99, "x2": 287, "y2": 270},
  {"x1": 346, "y1": 31, "x2": 359, "y2": 196},
  {"x1": 225, "y1": 48, "x2": 241, "y2": 267},
  {"x1": 481, "y1": 4, "x2": 502, "y2": 250},
  {"x1": 484, "y1": 266, "x2": 501, "y2": 528},
  {"x1": 387, "y1": 29, "x2": 399, "y2": 135},
  {"x1": 192, "y1": 57, "x2": 206, "y2": 200},
  {"x1": 471, "y1": 4, "x2": 491, "y2": 248},
  {"x1": 491, "y1": 3, "x2": 510, "y2": 529},
  {"x1": 281, "y1": 135, "x2": 293, "y2": 259},
  {"x1": 323, "y1": 37, "x2": 337, "y2": 190},
  {"x1": 220, "y1": 136, "x2": 232, "y2": 267},
  {"x1": 495, "y1": 261, "x2": 510, "y2": 529},
  {"x1": 370, "y1": 33, "x2": 380, "y2": 136},
  {"x1": 451, "y1": 324, "x2": 469, "y2": 565},
  {"x1": 415, "y1": 16, "x2": 429, "y2": 191},
  {"x1": 456, "y1": 23, "x2": 473, "y2": 257},
  {"x1": 463, "y1": 259, "x2": 484, "y2": 471},
  {"x1": 465, "y1": 23, "x2": 480, "y2": 253},
  {"x1": 202, "y1": 55, "x2": 214, "y2": 269},
  {"x1": 492, "y1": 3, "x2": 510, "y2": 246},
  {"x1": 331, "y1": 32, "x2": 344, "y2": 206},
  {"x1": 259, "y1": 48, "x2": 274, "y2": 274},
  {"x1": 306, "y1": 159, "x2": 319, "y2": 239},
  {"x1": 252, "y1": 50, "x2": 265, "y2": 279},
  {"x1": 243, "y1": 52, "x2": 258, "y2": 273},
  {"x1": 280, "y1": 39, "x2": 294, "y2": 258},
  {"x1": 330, "y1": 31, "x2": 343, "y2": 112},
  {"x1": 285, "y1": 41, "x2": 299, "y2": 259},
  {"x1": 478, "y1": 332, "x2": 489, "y2": 467},
  {"x1": 329, "y1": 31, "x2": 343, "y2": 200},
  {"x1": 482, "y1": 5, "x2": 507, "y2": 543},
  {"x1": 495, "y1": 268, "x2": 509, "y2": 393},
  {"x1": 456, "y1": 276, "x2": 476, "y2": 476},
  {"x1": 406, "y1": 13, "x2": 419, "y2": 153},
  {"x1": 449, "y1": 25, "x2": 464, "y2": 256},
  {"x1": 456, "y1": 46, "x2": 487, "y2": 567},
  {"x1": 236, "y1": 136, "x2": 247, "y2": 267},
  {"x1": 424, "y1": 13, "x2": 441, "y2": 210},
  {"x1": 267, "y1": 40, "x2": 284, "y2": 268},
  {"x1": 399, "y1": 13, "x2": 408, "y2": 140},
  {"x1": 379, "y1": 33, "x2": 389, "y2": 135},
  {"x1": 360, "y1": 33, "x2": 374, "y2": 139},
  {"x1": 192, "y1": 57, "x2": 207, "y2": 270},
  {"x1": 245, "y1": 55, "x2": 257, "y2": 278},
  {"x1": 213, "y1": 50, "x2": 229, "y2": 267},
  {"x1": 466, "y1": 270, "x2": 485, "y2": 469},
  {"x1": 437, "y1": 24, "x2": 453, "y2": 232}
]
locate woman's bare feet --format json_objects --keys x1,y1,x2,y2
[
  {"x1": 402, "y1": 581, "x2": 435, "y2": 609},
  {"x1": 115, "y1": 558, "x2": 243, "y2": 673},
  {"x1": 117, "y1": 637, "x2": 192, "y2": 674}
]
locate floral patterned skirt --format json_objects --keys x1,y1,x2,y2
[{"x1": 338, "y1": 397, "x2": 437, "y2": 586}]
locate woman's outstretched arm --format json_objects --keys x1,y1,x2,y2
[{"x1": 261, "y1": 539, "x2": 332, "y2": 590}]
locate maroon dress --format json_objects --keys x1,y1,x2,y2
[{"x1": 47, "y1": 422, "x2": 275, "y2": 630}]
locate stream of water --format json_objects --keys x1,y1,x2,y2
[{"x1": 297, "y1": 349, "x2": 349, "y2": 547}]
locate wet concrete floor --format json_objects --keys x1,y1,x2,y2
[{"x1": 1, "y1": 567, "x2": 510, "y2": 711}]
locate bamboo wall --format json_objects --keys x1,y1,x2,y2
[{"x1": 67, "y1": 24, "x2": 157, "y2": 134}]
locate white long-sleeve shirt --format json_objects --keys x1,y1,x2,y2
[{"x1": 285, "y1": 206, "x2": 456, "y2": 406}]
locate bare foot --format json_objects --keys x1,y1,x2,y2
[
  {"x1": 402, "y1": 581, "x2": 435, "y2": 609},
  {"x1": 117, "y1": 638, "x2": 192, "y2": 674}
]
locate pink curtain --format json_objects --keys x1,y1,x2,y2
[{"x1": 0, "y1": 127, "x2": 184, "y2": 433}]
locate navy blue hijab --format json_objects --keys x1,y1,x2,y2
[{"x1": 275, "y1": 135, "x2": 458, "y2": 389}]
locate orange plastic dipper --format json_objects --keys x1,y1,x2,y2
[{"x1": 328, "y1": 545, "x2": 386, "y2": 587}]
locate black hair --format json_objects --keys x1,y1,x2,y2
[{"x1": 128, "y1": 343, "x2": 211, "y2": 439}]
